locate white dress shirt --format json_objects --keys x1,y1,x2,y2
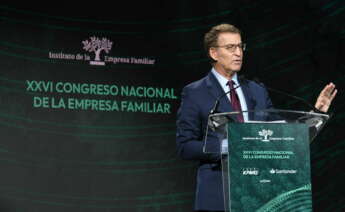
[{"x1": 211, "y1": 68, "x2": 249, "y2": 153}]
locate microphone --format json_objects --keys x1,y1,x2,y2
[
  {"x1": 248, "y1": 77, "x2": 326, "y2": 114},
  {"x1": 209, "y1": 81, "x2": 241, "y2": 115},
  {"x1": 246, "y1": 77, "x2": 332, "y2": 142},
  {"x1": 208, "y1": 76, "x2": 244, "y2": 131}
]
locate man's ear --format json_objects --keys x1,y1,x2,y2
[{"x1": 209, "y1": 47, "x2": 218, "y2": 62}]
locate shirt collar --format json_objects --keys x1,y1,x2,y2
[{"x1": 211, "y1": 67, "x2": 239, "y2": 86}]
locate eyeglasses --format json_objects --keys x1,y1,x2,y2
[{"x1": 214, "y1": 43, "x2": 246, "y2": 52}]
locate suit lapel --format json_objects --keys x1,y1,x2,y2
[
  {"x1": 206, "y1": 72, "x2": 260, "y2": 118},
  {"x1": 206, "y1": 72, "x2": 232, "y2": 113},
  {"x1": 239, "y1": 77, "x2": 256, "y2": 120}
]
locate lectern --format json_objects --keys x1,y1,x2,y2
[{"x1": 204, "y1": 109, "x2": 329, "y2": 212}]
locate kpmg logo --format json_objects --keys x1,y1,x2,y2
[
  {"x1": 242, "y1": 168, "x2": 259, "y2": 176},
  {"x1": 82, "y1": 36, "x2": 113, "y2": 66},
  {"x1": 258, "y1": 129, "x2": 273, "y2": 142}
]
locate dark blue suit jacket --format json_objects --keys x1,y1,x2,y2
[{"x1": 176, "y1": 72, "x2": 273, "y2": 211}]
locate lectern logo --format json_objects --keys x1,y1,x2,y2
[
  {"x1": 242, "y1": 168, "x2": 259, "y2": 176},
  {"x1": 270, "y1": 169, "x2": 297, "y2": 174},
  {"x1": 82, "y1": 36, "x2": 113, "y2": 66},
  {"x1": 258, "y1": 129, "x2": 273, "y2": 142}
]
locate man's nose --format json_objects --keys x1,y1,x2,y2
[{"x1": 234, "y1": 46, "x2": 242, "y2": 55}]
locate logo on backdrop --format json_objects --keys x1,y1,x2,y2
[
  {"x1": 48, "y1": 36, "x2": 156, "y2": 66},
  {"x1": 82, "y1": 36, "x2": 113, "y2": 66}
]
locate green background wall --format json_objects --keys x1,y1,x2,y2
[{"x1": 0, "y1": 1, "x2": 344, "y2": 211}]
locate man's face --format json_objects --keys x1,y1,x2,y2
[{"x1": 210, "y1": 32, "x2": 244, "y2": 73}]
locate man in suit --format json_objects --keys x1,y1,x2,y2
[{"x1": 176, "y1": 23, "x2": 337, "y2": 212}]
